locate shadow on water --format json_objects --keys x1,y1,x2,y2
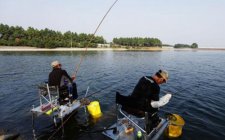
[{"x1": 35, "y1": 107, "x2": 116, "y2": 140}]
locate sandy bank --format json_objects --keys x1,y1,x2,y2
[
  {"x1": 0, "y1": 46, "x2": 224, "y2": 52},
  {"x1": 0, "y1": 46, "x2": 173, "y2": 52},
  {"x1": 0, "y1": 46, "x2": 124, "y2": 51}
]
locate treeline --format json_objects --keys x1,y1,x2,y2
[
  {"x1": 113, "y1": 37, "x2": 162, "y2": 47},
  {"x1": 174, "y1": 43, "x2": 198, "y2": 48},
  {"x1": 0, "y1": 23, "x2": 106, "y2": 48},
  {"x1": 0, "y1": 23, "x2": 199, "y2": 49}
]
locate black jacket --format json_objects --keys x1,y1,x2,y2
[
  {"x1": 48, "y1": 68, "x2": 72, "y2": 87},
  {"x1": 131, "y1": 76, "x2": 160, "y2": 101},
  {"x1": 131, "y1": 76, "x2": 160, "y2": 113}
]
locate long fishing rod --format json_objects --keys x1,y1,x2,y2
[
  {"x1": 160, "y1": 84, "x2": 200, "y2": 119},
  {"x1": 161, "y1": 84, "x2": 194, "y2": 95},
  {"x1": 78, "y1": 85, "x2": 112, "y2": 99},
  {"x1": 73, "y1": 0, "x2": 119, "y2": 77},
  {"x1": 79, "y1": 126, "x2": 117, "y2": 134}
]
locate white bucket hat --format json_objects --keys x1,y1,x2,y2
[
  {"x1": 159, "y1": 70, "x2": 169, "y2": 82},
  {"x1": 51, "y1": 60, "x2": 60, "y2": 68}
]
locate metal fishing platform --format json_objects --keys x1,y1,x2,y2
[
  {"x1": 31, "y1": 83, "x2": 83, "y2": 139},
  {"x1": 102, "y1": 105, "x2": 168, "y2": 140},
  {"x1": 31, "y1": 83, "x2": 81, "y2": 118}
]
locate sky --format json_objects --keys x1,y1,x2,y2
[{"x1": 0, "y1": 0, "x2": 225, "y2": 48}]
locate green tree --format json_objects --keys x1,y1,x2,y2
[
  {"x1": 112, "y1": 37, "x2": 162, "y2": 47},
  {"x1": 191, "y1": 43, "x2": 198, "y2": 48},
  {"x1": 0, "y1": 23, "x2": 160, "y2": 48},
  {"x1": 174, "y1": 43, "x2": 198, "y2": 48}
]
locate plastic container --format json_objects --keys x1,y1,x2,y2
[
  {"x1": 136, "y1": 131, "x2": 143, "y2": 140},
  {"x1": 45, "y1": 106, "x2": 58, "y2": 115},
  {"x1": 167, "y1": 114, "x2": 185, "y2": 138},
  {"x1": 87, "y1": 101, "x2": 102, "y2": 118}
]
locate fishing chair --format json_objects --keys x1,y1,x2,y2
[
  {"x1": 38, "y1": 83, "x2": 60, "y2": 107},
  {"x1": 31, "y1": 83, "x2": 59, "y2": 118},
  {"x1": 102, "y1": 92, "x2": 168, "y2": 140},
  {"x1": 115, "y1": 92, "x2": 150, "y2": 136},
  {"x1": 44, "y1": 83, "x2": 71, "y2": 105}
]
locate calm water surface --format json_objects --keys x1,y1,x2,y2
[{"x1": 0, "y1": 50, "x2": 225, "y2": 140}]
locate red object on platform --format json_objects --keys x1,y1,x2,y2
[{"x1": 41, "y1": 103, "x2": 52, "y2": 111}]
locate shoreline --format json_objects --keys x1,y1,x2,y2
[
  {"x1": 0, "y1": 46, "x2": 225, "y2": 51},
  {"x1": 0, "y1": 46, "x2": 172, "y2": 51}
]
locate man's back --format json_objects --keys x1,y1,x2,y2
[
  {"x1": 131, "y1": 76, "x2": 160, "y2": 102},
  {"x1": 48, "y1": 68, "x2": 71, "y2": 87},
  {"x1": 129, "y1": 76, "x2": 159, "y2": 113}
]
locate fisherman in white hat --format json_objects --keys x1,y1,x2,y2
[{"x1": 48, "y1": 60, "x2": 78, "y2": 104}]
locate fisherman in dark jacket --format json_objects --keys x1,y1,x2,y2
[
  {"x1": 131, "y1": 70, "x2": 171, "y2": 114},
  {"x1": 116, "y1": 70, "x2": 172, "y2": 131},
  {"x1": 133, "y1": 70, "x2": 172, "y2": 129},
  {"x1": 48, "y1": 60, "x2": 78, "y2": 103}
]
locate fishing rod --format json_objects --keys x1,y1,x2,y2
[
  {"x1": 78, "y1": 85, "x2": 113, "y2": 99},
  {"x1": 73, "y1": 0, "x2": 119, "y2": 77},
  {"x1": 161, "y1": 84, "x2": 194, "y2": 95},
  {"x1": 79, "y1": 126, "x2": 117, "y2": 134},
  {"x1": 160, "y1": 84, "x2": 199, "y2": 127}
]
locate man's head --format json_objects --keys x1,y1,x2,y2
[
  {"x1": 51, "y1": 60, "x2": 61, "y2": 68},
  {"x1": 154, "y1": 70, "x2": 169, "y2": 84}
]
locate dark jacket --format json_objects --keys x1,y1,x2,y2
[
  {"x1": 131, "y1": 76, "x2": 160, "y2": 101},
  {"x1": 131, "y1": 76, "x2": 160, "y2": 113},
  {"x1": 48, "y1": 68, "x2": 72, "y2": 87}
]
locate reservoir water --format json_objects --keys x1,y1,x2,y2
[{"x1": 0, "y1": 50, "x2": 225, "y2": 140}]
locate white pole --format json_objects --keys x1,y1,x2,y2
[{"x1": 71, "y1": 34, "x2": 72, "y2": 48}]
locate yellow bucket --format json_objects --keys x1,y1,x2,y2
[
  {"x1": 167, "y1": 114, "x2": 185, "y2": 138},
  {"x1": 87, "y1": 101, "x2": 102, "y2": 118},
  {"x1": 45, "y1": 106, "x2": 58, "y2": 115}
]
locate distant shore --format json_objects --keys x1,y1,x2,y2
[
  {"x1": 0, "y1": 46, "x2": 172, "y2": 51},
  {"x1": 0, "y1": 46, "x2": 225, "y2": 51}
]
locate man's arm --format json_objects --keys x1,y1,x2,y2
[
  {"x1": 62, "y1": 70, "x2": 73, "y2": 82},
  {"x1": 151, "y1": 94, "x2": 172, "y2": 108}
]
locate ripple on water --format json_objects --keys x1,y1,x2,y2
[{"x1": 1, "y1": 51, "x2": 225, "y2": 140}]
